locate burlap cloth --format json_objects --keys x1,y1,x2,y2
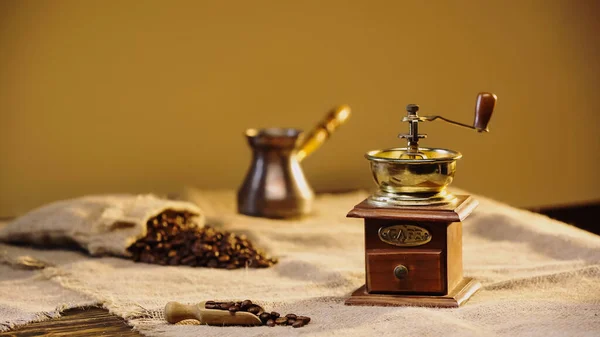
[{"x1": 1, "y1": 189, "x2": 599, "y2": 336}]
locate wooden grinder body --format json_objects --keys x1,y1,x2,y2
[{"x1": 345, "y1": 195, "x2": 481, "y2": 307}]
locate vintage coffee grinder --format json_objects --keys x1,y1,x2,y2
[{"x1": 346, "y1": 92, "x2": 497, "y2": 308}]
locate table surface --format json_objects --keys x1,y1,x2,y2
[{"x1": 1, "y1": 200, "x2": 597, "y2": 336}]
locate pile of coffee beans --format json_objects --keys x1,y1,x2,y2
[
  {"x1": 205, "y1": 300, "x2": 311, "y2": 328},
  {"x1": 126, "y1": 210, "x2": 277, "y2": 269}
]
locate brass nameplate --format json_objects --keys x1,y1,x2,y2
[{"x1": 378, "y1": 224, "x2": 431, "y2": 247}]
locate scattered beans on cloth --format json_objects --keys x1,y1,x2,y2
[{"x1": 205, "y1": 300, "x2": 311, "y2": 328}]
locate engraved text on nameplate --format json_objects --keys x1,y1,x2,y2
[{"x1": 378, "y1": 224, "x2": 431, "y2": 247}]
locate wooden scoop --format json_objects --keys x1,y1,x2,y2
[{"x1": 164, "y1": 301, "x2": 263, "y2": 326}]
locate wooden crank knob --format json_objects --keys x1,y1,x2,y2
[{"x1": 473, "y1": 92, "x2": 497, "y2": 132}]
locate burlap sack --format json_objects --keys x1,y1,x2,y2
[{"x1": 0, "y1": 194, "x2": 204, "y2": 257}]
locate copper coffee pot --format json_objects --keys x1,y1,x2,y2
[{"x1": 237, "y1": 105, "x2": 351, "y2": 218}]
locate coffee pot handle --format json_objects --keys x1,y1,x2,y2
[{"x1": 296, "y1": 105, "x2": 351, "y2": 162}]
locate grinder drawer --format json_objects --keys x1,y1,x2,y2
[{"x1": 366, "y1": 250, "x2": 444, "y2": 294}]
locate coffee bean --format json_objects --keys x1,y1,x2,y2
[
  {"x1": 259, "y1": 312, "x2": 271, "y2": 323},
  {"x1": 219, "y1": 302, "x2": 232, "y2": 310},
  {"x1": 292, "y1": 320, "x2": 305, "y2": 328},
  {"x1": 180, "y1": 255, "x2": 196, "y2": 265},
  {"x1": 228, "y1": 305, "x2": 239, "y2": 312},
  {"x1": 266, "y1": 319, "x2": 275, "y2": 327},
  {"x1": 247, "y1": 305, "x2": 262, "y2": 315},
  {"x1": 297, "y1": 316, "x2": 311, "y2": 324},
  {"x1": 286, "y1": 314, "x2": 297, "y2": 320},
  {"x1": 171, "y1": 237, "x2": 185, "y2": 246},
  {"x1": 275, "y1": 317, "x2": 288, "y2": 325},
  {"x1": 270, "y1": 311, "x2": 280, "y2": 318},
  {"x1": 288, "y1": 318, "x2": 296, "y2": 325},
  {"x1": 140, "y1": 251, "x2": 155, "y2": 263},
  {"x1": 240, "y1": 300, "x2": 252, "y2": 310}
]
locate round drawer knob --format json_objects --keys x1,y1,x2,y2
[{"x1": 394, "y1": 265, "x2": 408, "y2": 279}]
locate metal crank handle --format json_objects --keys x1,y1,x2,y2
[{"x1": 424, "y1": 92, "x2": 497, "y2": 132}]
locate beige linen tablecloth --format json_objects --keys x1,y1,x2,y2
[{"x1": 1, "y1": 189, "x2": 600, "y2": 337}]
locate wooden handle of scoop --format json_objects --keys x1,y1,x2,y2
[
  {"x1": 164, "y1": 301, "x2": 201, "y2": 324},
  {"x1": 296, "y1": 104, "x2": 351, "y2": 162},
  {"x1": 473, "y1": 92, "x2": 497, "y2": 132}
]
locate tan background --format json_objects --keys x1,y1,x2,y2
[{"x1": 1, "y1": 0, "x2": 599, "y2": 216}]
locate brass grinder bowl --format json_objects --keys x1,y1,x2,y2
[{"x1": 365, "y1": 147, "x2": 462, "y2": 206}]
